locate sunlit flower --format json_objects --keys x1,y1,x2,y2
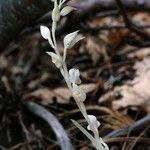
[
  {"x1": 69, "y1": 68, "x2": 81, "y2": 84},
  {"x1": 87, "y1": 115, "x2": 100, "y2": 131},
  {"x1": 63, "y1": 30, "x2": 84, "y2": 49},
  {"x1": 46, "y1": 52, "x2": 62, "y2": 68},
  {"x1": 72, "y1": 84, "x2": 86, "y2": 102}
]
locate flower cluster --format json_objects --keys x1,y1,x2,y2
[
  {"x1": 69, "y1": 68, "x2": 86, "y2": 102},
  {"x1": 40, "y1": 0, "x2": 109, "y2": 149}
]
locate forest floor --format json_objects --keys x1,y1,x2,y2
[{"x1": 0, "y1": 0, "x2": 150, "y2": 150}]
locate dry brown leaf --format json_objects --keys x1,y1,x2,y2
[
  {"x1": 85, "y1": 36, "x2": 104, "y2": 64},
  {"x1": 27, "y1": 72, "x2": 50, "y2": 89},
  {"x1": 26, "y1": 83, "x2": 97, "y2": 105},
  {"x1": 127, "y1": 48, "x2": 150, "y2": 59},
  {"x1": 26, "y1": 88, "x2": 56, "y2": 105},
  {"x1": 132, "y1": 12, "x2": 150, "y2": 34},
  {"x1": 99, "y1": 57, "x2": 150, "y2": 113},
  {"x1": 0, "y1": 56, "x2": 8, "y2": 69},
  {"x1": 85, "y1": 17, "x2": 127, "y2": 64}
]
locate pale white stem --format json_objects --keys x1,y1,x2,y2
[
  {"x1": 71, "y1": 119, "x2": 95, "y2": 143},
  {"x1": 73, "y1": 97, "x2": 100, "y2": 142},
  {"x1": 59, "y1": 0, "x2": 62, "y2": 8},
  {"x1": 48, "y1": 38, "x2": 55, "y2": 49},
  {"x1": 71, "y1": 120, "x2": 108, "y2": 150},
  {"x1": 59, "y1": 0, "x2": 66, "y2": 8},
  {"x1": 63, "y1": 48, "x2": 67, "y2": 62},
  {"x1": 62, "y1": 62, "x2": 72, "y2": 91},
  {"x1": 52, "y1": 21, "x2": 60, "y2": 56}
]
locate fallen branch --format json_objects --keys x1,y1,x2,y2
[
  {"x1": 115, "y1": 0, "x2": 150, "y2": 40},
  {"x1": 26, "y1": 101, "x2": 74, "y2": 150},
  {"x1": 57, "y1": 0, "x2": 150, "y2": 35},
  {"x1": 104, "y1": 115, "x2": 150, "y2": 138}
]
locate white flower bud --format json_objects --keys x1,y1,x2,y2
[
  {"x1": 52, "y1": 1, "x2": 60, "y2": 22},
  {"x1": 46, "y1": 52, "x2": 62, "y2": 68},
  {"x1": 72, "y1": 84, "x2": 86, "y2": 102},
  {"x1": 69, "y1": 68, "x2": 81, "y2": 84},
  {"x1": 40, "y1": 26, "x2": 54, "y2": 47},
  {"x1": 60, "y1": 6, "x2": 76, "y2": 16},
  {"x1": 87, "y1": 115, "x2": 100, "y2": 131},
  {"x1": 40, "y1": 26, "x2": 50, "y2": 40},
  {"x1": 63, "y1": 31, "x2": 84, "y2": 49}
]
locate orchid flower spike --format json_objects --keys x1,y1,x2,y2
[
  {"x1": 63, "y1": 30, "x2": 84, "y2": 49},
  {"x1": 46, "y1": 52, "x2": 62, "y2": 68},
  {"x1": 69, "y1": 68, "x2": 81, "y2": 85},
  {"x1": 72, "y1": 84, "x2": 86, "y2": 102},
  {"x1": 87, "y1": 115, "x2": 100, "y2": 131}
]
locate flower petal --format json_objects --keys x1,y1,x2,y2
[
  {"x1": 87, "y1": 115, "x2": 100, "y2": 131},
  {"x1": 69, "y1": 68, "x2": 81, "y2": 84},
  {"x1": 63, "y1": 30, "x2": 79, "y2": 49},
  {"x1": 40, "y1": 26, "x2": 50, "y2": 40},
  {"x1": 46, "y1": 52, "x2": 62, "y2": 68},
  {"x1": 60, "y1": 6, "x2": 76, "y2": 16},
  {"x1": 69, "y1": 34, "x2": 85, "y2": 49}
]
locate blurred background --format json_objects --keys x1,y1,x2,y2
[{"x1": 0, "y1": 0, "x2": 150, "y2": 149}]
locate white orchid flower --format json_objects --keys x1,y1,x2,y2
[
  {"x1": 46, "y1": 52, "x2": 62, "y2": 68},
  {"x1": 69, "y1": 68, "x2": 81, "y2": 85},
  {"x1": 72, "y1": 84, "x2": 86, "y2": 102},
  {"x1": 63, "y1": 30, "x2": 84, "y2": 49},
  {"x1": 87, "y1": 115, "x2": 100, "y2": 131}
]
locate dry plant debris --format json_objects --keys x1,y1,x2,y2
[
  {"x1": 99, "y1": 57, "x2": 150, "y2": 113},
  {"x1": 26, "y1": 83, "x2": 97, "y2": 105}
]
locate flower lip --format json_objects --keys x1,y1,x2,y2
[
  {"x1": 87, "y1": 115, "x2": 100, "y2": 131},
  {"x1": 69, "y1": 68, "x2": 81, "y2": 85}
]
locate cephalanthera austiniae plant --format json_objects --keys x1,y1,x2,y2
[{"x1": 40, "y1": 0, "x2": 109, "y2": 149}]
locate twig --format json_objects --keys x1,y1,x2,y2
[
  {"x1": 104, "y1": 137, "x2": 150, "y2": 144},
  {"x1": 104, "y1": 115, "x2": 150, "y2": 138},
  {"x1": 115, "y1": 0, "x2": 150, "y2": 40},
  {"x1": 9, "y1": 141, "x2": 35, "y2": 150},
  {"x1": 0, "y1": 145, "x2": 7, "y2": 150},
  {"x1": 83, "y1": 24, "x2": 150, "y2": 33},
  {"x1": 26, "y1": 101, "x2": 74, "y2": 150},
  {"x1": 17, "y1": 112, "x2": 32, "y2": 150}
]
